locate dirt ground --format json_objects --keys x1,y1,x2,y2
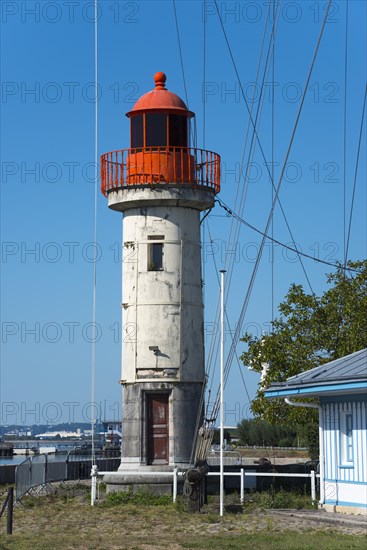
[{"x1": 261, "y1": 509, "x2": 367, "y2": 536}]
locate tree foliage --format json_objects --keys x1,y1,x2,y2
[
  {"x1": 237, "y1": 419, "x2": 301, "y2": 447},
  {"x1": 240, "y1": 260, "x2": 367, "y2": 426}
]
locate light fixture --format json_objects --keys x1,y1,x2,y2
[{"x1": 164, "y1": 368, "x2": 178, "y2": 377}]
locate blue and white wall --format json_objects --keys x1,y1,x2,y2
[{"x1": 321, "y1": 395, "x2": 367, "y2": 513}]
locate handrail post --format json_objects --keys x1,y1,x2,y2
[{"x1": 173, "y1": 467, "x2": 178, "y2": 503}]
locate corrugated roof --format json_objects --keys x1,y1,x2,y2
[
  {"x1": 284, "y1": 348, "x2": 367, "y2": 386},
  {"x1": 264, "y1": 349, "x2": 367, "y2": 398}
]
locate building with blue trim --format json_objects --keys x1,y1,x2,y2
[{"x1": 264, "y1": 349, "x2": 367, "y2": 515}]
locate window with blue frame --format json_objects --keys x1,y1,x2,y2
[{"x1": 340, "y1": 410, "x2": 354, "y2": 466}]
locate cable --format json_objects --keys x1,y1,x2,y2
[
  {"x1": 336, "y1": 1, "x2": 351, "y2": 362},
  {"x1": 225, "y1": 1, "x2": 279, "y2": 282},
  {"x1": 204, "y1": 223, "x2": 221, "y2": 393},
  {"x1": 228, "y1": 325, "x2": 252, "y2": 404},
  {"x1": 202, "y1": 0, "x2": 206, "y2": 150},
  {"x1": 172, "y1": 0, "x2": 195, "y2": 146},
  {"x1": 173, "y1": 0, "x2": 189, "y2": 106},
  {"x1": 215, "y1": 198, "x2": 361, "y2": 273},
  {"x1": 205, "y1": 2, "x2": 277, "y2": 389},
  {"x1": 227, "y1": 7, "x2": 281, "y2": 272},
  {"x1": 200, "y1": 207, "x2": 212, "y2": 225},
  {"x1": 227, "y1": 0, "x2": 273, "y2": 245},
  {"x1": 345, "y1": 84, "x2": 367, "y2": 263},
  {"x1": 271, "y1": 0, "x2": 276, "y2": 330},
  {"x1": 204, "y1": 221, "x2": 253, "y2": 428},
  {"x1": 209, "y1": 0, "x2": 334, "y2": 421},
  {"x1": 343, "y1": 0, "x2": 349, "y2": 264},
  {"x1": 213, "y1": 0, "x2": 315, "y2": 295},
  {"x1": 205, "y1": 221, "x2": 252, "y2": 398},
  {"x1": 206, "y1": 0, "x2": 288, "y2": 417},
  {"x1": 206, "y1": 0, "x2": 315, "y2": 402}
]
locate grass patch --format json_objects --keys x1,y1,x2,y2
[
  {"x1": 1, "y1": 489, "x2": 365, "y2": 549},
  {"x1": 103, "y1": 486, "x2": 172, "y2": 507},
  {"x1": 180, "y1": 532, "x2": 366, "y2": 550}
]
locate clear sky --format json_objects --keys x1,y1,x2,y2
[{"x1": 1, "y1": 0, "x2": 366, "y2": 427}]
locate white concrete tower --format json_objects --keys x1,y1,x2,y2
[{"x1": 101, "y1": 73, "x2": 220, "y2": 482}]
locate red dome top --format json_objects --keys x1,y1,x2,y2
[{"x1": 126, "y1": 72, "x2": 194, "y2": 118}]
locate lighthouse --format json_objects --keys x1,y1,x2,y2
[{"x1": 101, "y1": 73, "x2": 220, "y2": 486}]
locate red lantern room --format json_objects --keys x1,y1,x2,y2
[
  {"x1": 101, "y1": 72, "x2": 220, "y2": 195},
  {"x1": 127, "y1": 71, "x2": 193, "y2": 146}
]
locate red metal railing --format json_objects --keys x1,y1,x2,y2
[{"x1": 100, "y1": 147, "x2": 220, "y2": 196}]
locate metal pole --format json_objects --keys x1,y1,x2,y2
[
  {"x1": 318, "y1": 405, "x2": 325, "y2": 505},
  {"x1": 220, "y1": 269, "x2": 226, "y2": 517},
  {"x1": 311, "y1": 469, "x2": 316, "y2": 502},
  {"x1": 91, "y1": 464, "x2": 98, "y2": 506},
  {"x1": 240, "y1": 468, "x2": 244, "y2": 505}
]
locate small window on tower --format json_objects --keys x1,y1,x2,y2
[{"x1": 148, "y1": 236, "x2": 164, "y2": 271}]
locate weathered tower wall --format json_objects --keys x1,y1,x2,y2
[{"x1": 108, "y1": 186, "x2": 214, "y2": 468}]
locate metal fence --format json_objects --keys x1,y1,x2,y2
[
  {"x1": 15, "y1": 450, "x2": 120, "y2": 502},
  {"x1": 15, "y1": 450, "x2": 318, "y2": 504}
]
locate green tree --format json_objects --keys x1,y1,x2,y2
[
  {"x1": 237, "y1": 419, "x2": 300, "y2": 447},
  {"x1": 241, "y1": 260, "x2": 367, "y2": 427}
]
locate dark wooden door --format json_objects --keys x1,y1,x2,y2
[{"x1": 147, "y1": 394, "x2": 169, "y2": 464}]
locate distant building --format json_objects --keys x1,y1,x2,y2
[
  {"x1": 102, "y1": 420, "x2": 122, "y2": 446},
  {"x1": 35, "y1": 429, "x2": 82, "y2": 439},
  {"x1": 264, "y1": 349, "x2": 367, "y2": 515},
  {"x1": 17, "y1": 431, "x2": 32, "y2": 437}
]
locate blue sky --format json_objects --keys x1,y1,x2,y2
[{"x1": 1, "y1": 0, "x2": 366, "y2": 426}]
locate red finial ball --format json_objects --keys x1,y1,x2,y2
[{"x1": 154, "y1": 72, "x2": 167, "y2": 89}]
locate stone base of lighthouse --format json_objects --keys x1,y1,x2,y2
[{"x1": 103, "y1": 382, "x2": 204, "y2": 494}]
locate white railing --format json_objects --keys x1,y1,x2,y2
[{"x1": 97, "y1": 468, "x2": 319, "y2": 504}]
